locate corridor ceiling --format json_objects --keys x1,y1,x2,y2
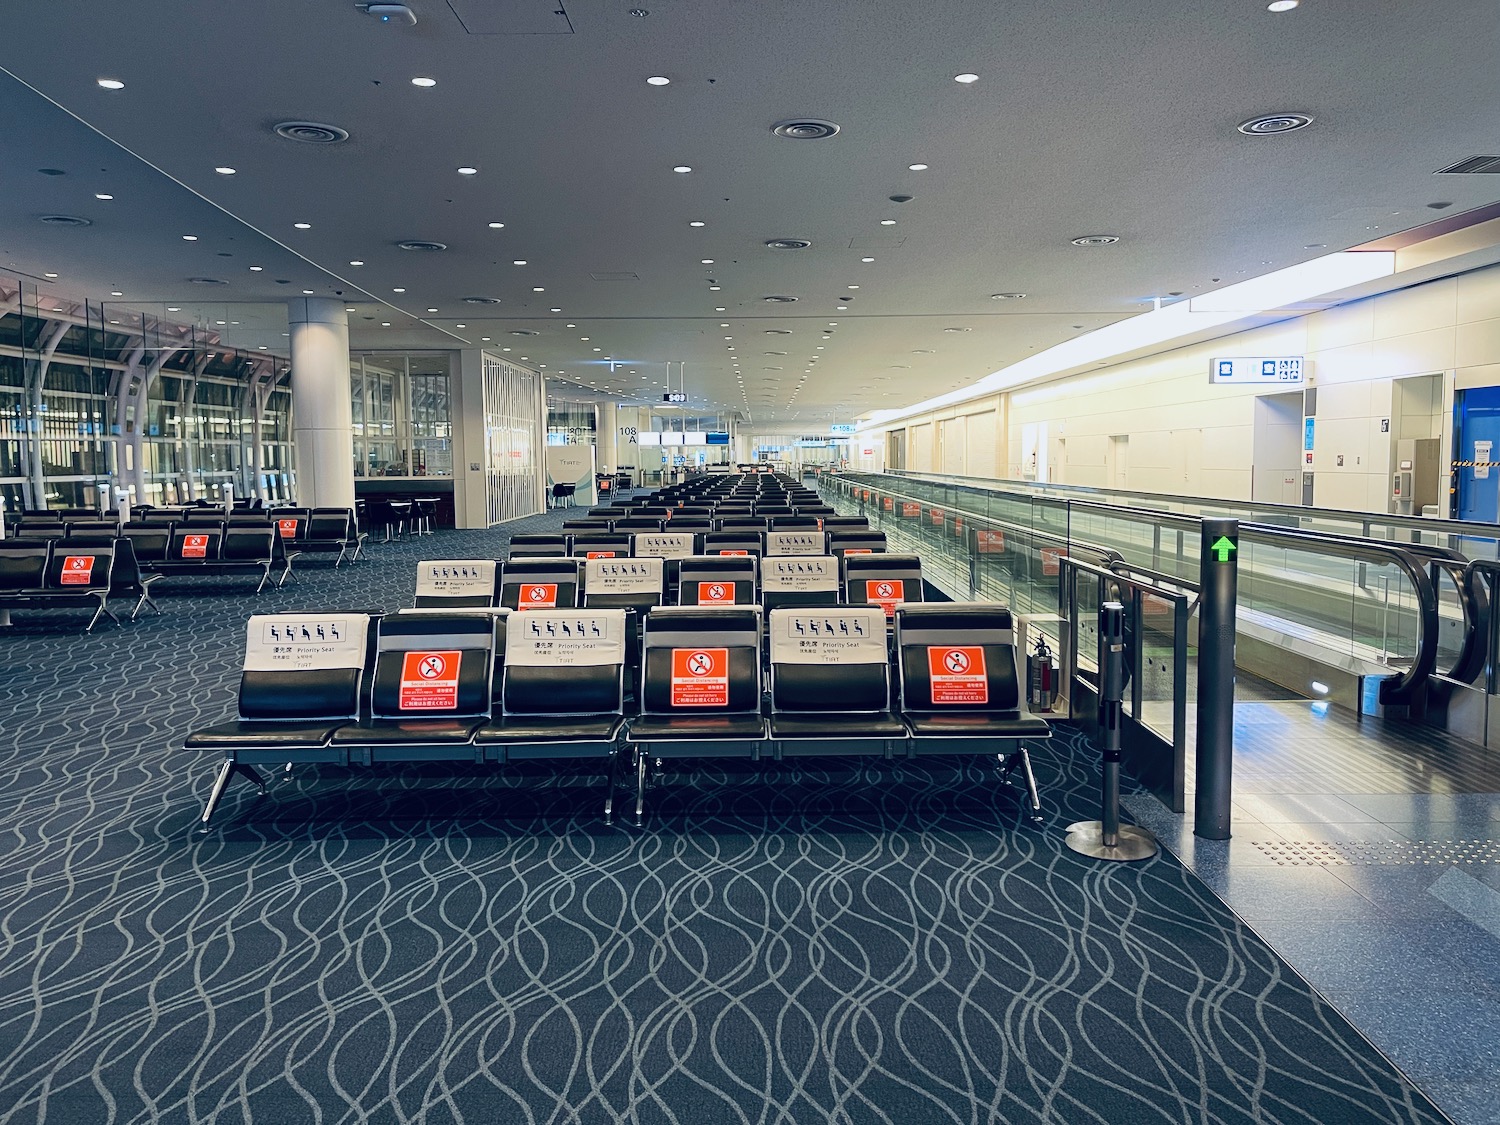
[{"x1": 2, "y1": 0, "x2": 1498, "y2": 422}]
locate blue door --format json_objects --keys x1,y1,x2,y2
[{"x1": 1456, "y1": 387, "x2": 1500, "y2": 522}]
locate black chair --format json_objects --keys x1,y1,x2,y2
[
  {"x1": 701, "y1": 531, "x2": 763, "y2": 558},
  {"x1": 569, "y1": 532, "x2": 632, "y2": 559},
  {"x1": 766, "y1": 606, "x2": 906, "y2": 755},
  {"x1": 761, "y1": 554, "x2": 842, "y2": 612},
  {"x1": 893, "y1": 603, "x2": 1050, "y2": 824},
  {"x1": 842, "y1": 553, "x2": 923, "y2": 620},
  {"x1": 499, "y1": 557, "x2": 583, "y2": 611},
  {"x1": 184, "y1": 611, "x2": 372, "y2": 827},
  {"x1": 625, "y1": 605, "x2": 767, "y2": 824},
  {"x1": 764, "y1": 529, "x2": 828, "y2": 557},
  {"x1": 414, "y1": 560, "x2": 499, "y2": 608},
  {"x1": 550, "y1": 483, "x2": 577, "y2": 509},
  {"x1": 677, "y1": 555, "x2": 759, "y2": 606},
  {"x1": 828, "y1": 530, "x2": 889, "y2": 557}
]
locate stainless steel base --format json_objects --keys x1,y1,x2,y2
[{"x1": 1064, "y1": 822, "x2": 1159, "y2": 862}]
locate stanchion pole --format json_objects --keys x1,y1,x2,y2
[{"x1": 1066, "y1": 600, "x2": 1158, "y2": 862}]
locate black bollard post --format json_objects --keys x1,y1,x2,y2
[{"x1": 1195, "y1": 518, "x2": 1239, "y2": 841}]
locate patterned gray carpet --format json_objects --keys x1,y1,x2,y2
[{"x1": 0, "y1": 507, "x2": 1448, "y2": 1124}]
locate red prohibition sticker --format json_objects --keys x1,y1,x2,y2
[
  {"x1": 716, "y1": 549, "x2": 750, "y2": 556},
  {"x1": 930, "y1": 508, "x2": 944, "y2": 527},
  {"x1": 697, "y1": 581, "x2": 737, "y2": 605},
  {"x1": 585, "y1": 550, "x2": 616, "y2": 559},
  {"x1": 977, "y1": 530, "x2": 1006, "y2": 553},
  {"x1": 398, "y1": 650, "x2": 461, "y2": 711},
  {"x1": 882, "y1": 496, "x2": 894, "y2": 511},
  {"x1": 59, "y1": 555, "x2": 95, "y2": 585},
  {"x1": 1041, "y1": 547, "x2": 1067, "y2": 576},
  {"x1": 902, "y1": 501, "x2": 922, "y2": 518},
  {"x1": 518, "y1": 583, "x2": 558, "y2": 609},
  {"x1": 182, "y1": 534, "x2": 209, "y2": 558},
  {"x1": 277, "y1": 518, "x2": 299, "y2": 539},
  {"x1": 670, "y1": 648, "x2": 728, "y2": 707},
  {"x1": 864, "y1": 578, "x2": 905, "y2": 617},
  {"x1": 927, "y1": 646, "x2": 988, "y2": 704},
  {"x1": 843, "y1": 548, "x2": 873, "y2": 555}
]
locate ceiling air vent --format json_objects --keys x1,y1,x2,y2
[
  {"x1": 189, "y1": 277, "x2": 229, "y2": 285},
  {"x1": 1236, "y1": 113, "x2": 1313, "y2": 136},
  {"x1": 1435, "y1": 155, "x2": 1500, "y2": 175},
  {"x1": 772, "y1": 119, "x2": 840, "y2": 140},
  {"x1": 590, "y1": 271, "x2": 640, "y2": 281},
  {"x1": 274, "y1": 121, "x2": 350, "y2": 144},
  {"x1": 40, "y1": 214, "x2": 91, "y2": 226},
  {"x1": 763, "y1": 295, "x2": 799, "y2": 303},
  {"x1": 764, "y1": 329, "x2": 793, "y2": 335},
  {"x1": 510, "y1": 329, "x2": 538, "y2": 336},
  {"x1": 397, "y1": 240, "x2": 448, "y2": 252},
  {"x1": 765, "y1": 238, "x2": 812, "y2": 250},
  {"x1": 462, "y1": 295, "x2": 501, "y2": 304}
]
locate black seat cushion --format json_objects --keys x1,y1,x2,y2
[
  {"x1": 473, "y1": 715, "x2": 624, "y2": 743},
  {"x1": 184, "y1": 720, "x2": 342, "y2": 750},
  {"x1": 769, "y1": 712, "x2": 908, "y2": 740},
  {"x1": 329, "y1": 719, "x2": 483, "y2": 745},
  {"x1": 904, "y1": 713, "x2": 1052, "y2": 739},
  {"x1": 628, "y1": 714, "x2": 767, "y2": 740}
]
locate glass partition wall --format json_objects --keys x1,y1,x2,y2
[{"x1": 349, "y1": 353, "x2": 453, "y2": 480}]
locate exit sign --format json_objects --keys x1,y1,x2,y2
[{"x1": 1211, "y1": 356, "x2": 1305, "y2": 385}]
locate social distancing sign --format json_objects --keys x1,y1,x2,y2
[
  {"x1": 518, "y1": 583, "x2": 559, "y2": 610},
  {"x1": 59, "y1": 555, "x2": 95, "y2": 585},
  {"x1": 277, "y1": 518, "x2": 299, "y2": 539},
  {"x1": 1041, "y1": 547, "x2": 1066, "y2": 575},
  {"x1": 865, "y1": 578, "x2": 905, "y2": 617},
  {"x1": 585, "y1": 550, "x2": 617, "y2": 559},
  {"x1": 927, "y1": 646, "x2": 988, "y2": 704},
  {"x1": 697, "y1": 581, "x2": 737, "y2": 605},
  {"x1": 902, "y1": 501, "x2": 922, "y2": 518},
  {"x1": 670, "y1": 648, "x2": 729, "y2": 707},
  {"x1": 716, "y1": 549, "x2": 750, "y2": 556},
  {"x1": 182, "y1": 534, "x2": 210, "y2": 558},
  {"x1": 977, "y1": 530, "x2": 1006, "y2": 553},
  {"x1": 398, "y1": 650, "x2": 461, "y2": 710}
]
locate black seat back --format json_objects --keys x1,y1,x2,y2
[
  {"x1": 44, "y1": 543, "x2": 113, "y2": 591},
  {"x1": 613, "y1": 516, "x2": 664, "y2": 532},
  {"x1": 894, "y1": 603, "x2": 1022, "y2": 714},
  {"x1": 0, "y1": 542, "x2": 51, "y2": 591},
  {"x1": 569, "y1": 532, "x2": 632, "y2": 559},
  {"x1": 502, "y1": 608, "x2": 627, "y2": 716},
  {"x1": 761, "y1": 555, "x2": 842, "y2": 611},
  {"x1": 677, "y1": 555, "x2": 759, "y2": 606},
  {"x1": 415, "y1": 560, "x2": 499, "y2": 608},
  {"x1": 509, "y1": 533, "x2": 569, "y2": 557},
  {"x1": 222, "y1": 526, "x2": 274, "y2": 561},
  {"x1": 170, "y1": 525, "x2": 222, "y2": 561},
  {"x1": 701, "y1": 532, "x2": 763, "y2": 558},
  {"x1": 122, "y1": 526, "x2": 171, "y2": 564},
  {"x1": 238, "y1": 612, "x2": 370, "y2": 721},
  {"x1": 640, "y1": 606, "x2": 762, "y2": 714},
  {"x1": 828, "y1": 530, "x2": 888, "y2": 557},
  {"x1": 274, "y1": 513, "x2": 306, "y2": 543},
  {"x1": 499, "y1": 557, "x2": 582, "y2": 611},
  {"x1": 768, "y1": 607, "x2": 891, "y2": 713},
  {"x1": 715, "y1": 516, "x2": 770, "y2": 533},
  {"x1": 842, "y1": 553, "x2": 923, "y2": 618},
  {"x1": 306, "y1": 511, "x2": 351, "y2": 542},
  {"x1": 370, "y1": 611, "x2": 497, "y2": 719}
]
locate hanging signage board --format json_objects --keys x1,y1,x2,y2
[{"x1": 1211, "y1": 356, "x2": 1306, "y2": 386}]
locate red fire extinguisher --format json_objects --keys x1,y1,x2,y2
[{"x1": 1028, "y1": 635, "x2": 1060, "y2": 712}]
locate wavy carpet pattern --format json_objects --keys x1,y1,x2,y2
[{"x1": 0, "y1": 510, "x2": 1448, "y2": 1124}]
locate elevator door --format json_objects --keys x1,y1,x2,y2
[{"x1": 1456, "y1": 387, "x2": 1500, "y2": 522}]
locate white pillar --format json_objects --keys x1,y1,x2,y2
[
  {"x1": 287, "y1": 297, "x2": 355, "y2": 509},
  {"x1": 598, "y1": 401, "x2": 619, "y2": 472}
]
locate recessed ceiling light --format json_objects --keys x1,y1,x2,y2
[
  {"x1": 411, "y1": 76, "x2": 437, "y2": 87},
  {"x1": 550, "y1": 307, "x2": 562, "y2": 312},
  {"x1": 836, "y1": 305, "x2": 848, "y2": 310},
  {"x1": 847, "y1": 284, "x2": 860, "y2": 289},
  {"x1": 709, "y1": 285, "x2": 721, "y2": 291},
  {"x1": 532, "y1": 287, "x2": 545, "y2": 292},
  {"x1": 393, "y1": 287, "x2": 406, "y2": 293},
  {"x1": 673, "y1": 165, "x2": 692, "y2": 173},
  {"x1": 647, "y1": 75, "x2": 671, "y2": 86},
  {"x1": 346, "y1": 307, "x2": 357, "y2": 312},
  {"x1": 701, "y1": 259, "x2": 715, "y2": 265},
  {"x1": 457, "y1": 166, "x2": 478, "y2": 175},
  {"x1": 580, "y1": 337, "x2": 590, "y2": 340},
  {"x1": 954, "y1": 73, "x2": 980, "y2": 84},
  {"x1": 1267, "y1": 0, "x2": 1298, "y2": 9},
  {"x1": 214, "y1": 167, "x2": 236, "y2": 175},
  {"x1": 456, "y1": 323, "x2": 466, "y2": 328},
  {"x1": 97, "y1": 78, "x2": 125, "y2": 90},
  {"x1": 349, "y1": 260, "x2": 364, "y2": 266},
  {"x1": 111, "y1": 292, "x2": 125, "y2": 297},
  {"x1": 294, "y1": 222, "x2": 311, "y2": 229},
  {"x1": 566, "y1": 323, "x2": 576, "y2": 327},
  {"x1": 258, "y1": 345, "x2": 268, "y2": 350},
  {"x1": 382, "y1": 321, "x2": 392, "y2": 326},
  {"x1": 303, "y1": 289, "x2": 314, "y2": 294},
  {"x1": 513, "y1": 260, "x2": 527, "y2": 266},
  {"x1": 908, "y1": 163, "x2": 929, "y2": 171},
  {"x1": 878, "y1": 219, "x2": 896, "y2": 226},
  {"x1": 95, "y1": 193, "x2": 113, "y2": 200},
  {"x1": 44, "y1": 272, "x2": 58, "y2": 278},
  {"x1": 991, "y1": 292, "x2": 1028, "y2": 299},
  {"x1": 488, "y1": 222, "x2": 505, "y2": 229},
  {"x1": 428, "y1": 307, "x2": 438, "y2": 312},
  {"x1": 1070, "y1": 235, "x2": 1120, "y2": 246},
  {"x1": 689, "y1": 221, "x2": 706, "y2": 227},
  {"x1": 250, "y1": 265, "x2": 263, "y2": 271}
]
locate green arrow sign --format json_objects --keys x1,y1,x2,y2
[{"x1": 1210, "y1": 535, "x2": 1237, "y2": 563}]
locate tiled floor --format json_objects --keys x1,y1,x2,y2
[{"x1": 1125, "y1": 699, "x2": 1500, "y2": 1125}]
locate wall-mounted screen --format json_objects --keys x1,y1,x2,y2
[
  {"x1": 636, "y1": 431, "x2": 661, "y2": 446},
  {"x1": 659, "y1": 431, "x2": 685, "y2": 446},
  {"x1": 683, "y1": 431, "x2": 707, "y2": 445},
  {"x1": 706, "y1": 432, "x2": 730, "y2": 446}
]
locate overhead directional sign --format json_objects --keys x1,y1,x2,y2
[
  {"x1": 1210, "y1": 356, "x2": 1305, "y2": 386},
  {"x1": 830, "y1": 423, "x2": 857, "y2": 435}
]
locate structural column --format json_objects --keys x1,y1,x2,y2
[
  {"x1": 598, "y1": 401, "x2": 619, "y2": 472},
  {"x1": 287, "y1": 297, "x2": 355, "y2": 509}
]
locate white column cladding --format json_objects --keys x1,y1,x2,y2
[
  {"x1": 287, "y1": 297, "x2": 355, "y2": 509},
  {"x1": 598, "y1": 401, "x2": 619, "y2": 471}
]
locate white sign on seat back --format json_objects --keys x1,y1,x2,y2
[
  {"x1": 762, "y1": 555, "x2": 839, "y2": 593},
  {"x1": 416, "y1": 560, "x2": 496, "y2": 599},
  {"x1": 633, "y1": 532, "x2": 697, "y2": 558},
  {"x1": 768, "y1": 607, "x2": 886, "y2": 664},
  {"x1": 507, "y1": 609, "x2": 627, "y2": 667},
  {"x1": 765, "y1": 530, "x2": 825, "y2": 556},
  {"x1": 585, "y1": 557, "x2": 664, "y2": 595},
  {"x1": 244, "y1": 613, "x2": 369, "y2": 672}
]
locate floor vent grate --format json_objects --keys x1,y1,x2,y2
[{"x1": 1252, "y1": 839, "x2": 1500, "y2": 866}]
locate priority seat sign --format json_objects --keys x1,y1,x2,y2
[
  {"x1": 398, "y1": 650, "x2": 461, "y2": 710},
  {"x1": 670, "y1": 648, "x2": 729, "y2": 707},
  {"x1": 927, "y1": 646, "x2": 988, "y2": 704},
  {"x1": 59, "y1": 555, "x2": 95, "y2": 585}
]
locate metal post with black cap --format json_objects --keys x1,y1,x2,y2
[
  {"x1": 1195, "y1": 517, "x2": 1239, "y2": 840},
  {"x1": 1066, "y1": 601, "x2": 1159, "y2": 862}
]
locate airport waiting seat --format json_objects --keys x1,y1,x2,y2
[
  {"x1": 842, "y1": 553, "x2": 923, "y2": 620},
  {"x1": 766, "y1": 606, "x2": 907, "y2": 753},
  {"x1": 507, "y1": 533, "x2": 569, "y2": 559},
  {"x1": 893, "y1": 603, "x2": 1050, "y2": 823},
  {"x1": 581, "y1": 556, "x2": 665, "y2": 693},
  {"x1": 821, "y1": 516, "x2": 870, "y2": 532},
  {"x1": 764, "y1": 529, "x2": 827, "y2": 557},
  {"x1": 828, "y1": 530, "x2": 888, "y2": 557},
  {"x1": 414, "y1": 559, "x2": 499, "y2": 608},
  {"x1": 701, "y1": 531, "x2": 763, "y2": 557},
  {"x1": 562, "y1": 516, "x2": 614, "y2": 533},
  {"x1": 330, "y1": 611, "x2": 498, "y2": 749},
  {"x1": 613, "y1": 515, "x2": 665, "y2": 532},
  {"x1": 499, "y1": 557, "x2": 582, "y2": 611},
  {"x1": 184, "y1": 612, "x2": 372, "y2": 826},
  {"x1": 570, "y1": 532, "x2": 633, "y2": 559},
  {"x1": 626, "y1": 605, "x2": 768, "y2": 824},
  {"x1": 715, "y1": 516, "x2": 770, "y2": 533},
  {"x1": 0, "y1": 539, "x2": 119, "y2": 632},
  {"x1": 770, "y1": 515, "x2": 823, "y2": 531},
  {"x1": 761, "y1": 554, "x2": 842, "y2": 612},
  {"x1": 677, "y1": 554, "x2": 759, "y2": 606}
]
